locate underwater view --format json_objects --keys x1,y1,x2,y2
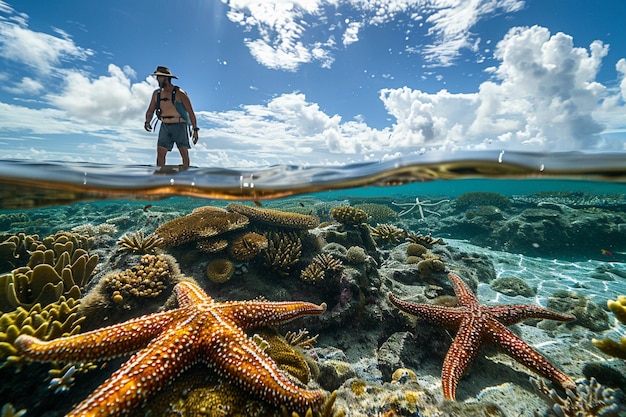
[{"x1": 0, "y1": 153, "x2": 625, "y2": 417}]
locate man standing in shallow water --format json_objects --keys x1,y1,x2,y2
[{"x1": 144, "y1": 66, "x2": 199, "y2": 167}]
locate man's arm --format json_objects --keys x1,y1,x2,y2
[{"x1": 144, "y1": 91, "x2": 157, "y2": 132}]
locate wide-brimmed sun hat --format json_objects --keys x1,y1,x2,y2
[{"x1": 151, "y1": 66, "x2": 178, "y2": 79}]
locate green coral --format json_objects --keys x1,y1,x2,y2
[
  {"x1": 0, "y1": 296, "x2": 84, "y2": 365},
  {"x1": 0, "y1": 247, "x2": 97, "y2": 312}
]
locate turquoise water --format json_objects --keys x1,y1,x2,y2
[{"x1": 1, "y1": 152, "x2": 625, "y2": 416}]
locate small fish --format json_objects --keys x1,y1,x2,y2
[
  {"x1": 308, "y1": 210, "x2": 313, "y2": 215},
  {"x1": 601, "y1": 248, "x2": 613, "y2": 257},
  {"x1": 253, "y1": 201, "x2": 263, "y2": 207},
  {"x1": 299, "y1": 202, "x2": 305, "y2": 207},
  {"x1": 143, "y1": 204, "x2": 152, "y2": 212}
]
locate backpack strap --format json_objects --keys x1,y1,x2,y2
[{"x1": 155, "y1": 89, "x2": 163, "y2": 120}]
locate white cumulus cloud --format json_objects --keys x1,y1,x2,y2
[{"x1": 380, "y1": 25, "x2": 617, "y2": 151}]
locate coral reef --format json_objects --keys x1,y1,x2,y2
[
  {"x1": 116, "y1": 231, "x2": 163, "y2": 254},
  {"x1": 206, "y1": 258, "x2": 236, "y2": 283},
  {"x1": 607, "y1": 295, "x2": 626, "y2": 324},
  {"x1": 0, "y1": 296, "x2": 84, "y2": 365},
  {"x1": 0, "y1": 244, "x2": 97, "y2": 311},
  {"x1": 301, "y1": 253, "x2": 344, "y2": 285},
  {"x1": 405, "y1": 231, "x2": 444, "y2": 248},
  {"x1": 368, "y1": 224, "x2": 406, "y2": 246},
  {"x1": 154, "y1": 206, "x2": 249, "y2": 247},
  {"x1": 330, "y1": 206, "x2": 369, "y2": 226},
  {"x1": 531, "y1": 377, "x2": 625, "y2": 417},
  {"x1": 229, "y1": 231, "x2": 269, "y2": 261},
  {"x1": 263, "y1": 231, "x2": 303, "y2": 277},
  {"x1": 227, "y1": 203, "x2": 320, "y2": 229},
  {"x1": 353, "y1": 203, "x2": 397, "y2": 225},
  {"x1": 101, "y1": 254, "x2": 178, "y2": 301}
]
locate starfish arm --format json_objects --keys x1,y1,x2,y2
[
  {"x1": 204, "y1": 321, "x2": 325, "y2": 414},
  {"x1": 14, "y1": 310, "x2": 177, "y2": 362},
  {"x1": 441, "y1": 316, "x2": 483, "y2": 400},
  {"x1": 67, "y1": 325, "x2": 201, "y2": 417},
  {"x1": 487, "y1": 320, "x2": 576, "y2": 392},
  {"x1": 388, "y1": 292, "x2": 464, "y2": 328},
  {"x1": 489, "y1": 305, "x2": 576, "y2": 326},
  {"x1": 174, "y1": 280, "x2": 213, "y2": 307},
  {"x1": 447, "y1": 272, "x2": 480, "y2": 308},
  {"x1": 215, "y1": 300, "x2": 326, "y2": 329}
]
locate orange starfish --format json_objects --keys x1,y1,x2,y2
[
  {"x1": 388, "y1": 271, "x2": 576, "y2": 400},
  {"x1": 15, "y1": 280, "x2": 327, "y2": 416}
]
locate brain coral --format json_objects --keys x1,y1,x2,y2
[
  {"x1": 154, "y1": 206, "x2": 249, "y2": 247},
  {"x1": 226, "y1": 203, "x2": 319, "y2": 229}
]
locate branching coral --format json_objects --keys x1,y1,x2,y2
[
  {"x1": 227, "y1": 203, "x2": 319, "y2": 229},
  {"x1": 300, "y1": 253, "x2": 344, "y2": 285},
  {"x1": 117, "y1": 231, "x2": 163, "y2": 254},
  {"x1": 154, "y1": 206, "x2": 249, "y2": 247},
  {"x1": 592, "y1": 295, "x2": 626, "y2": 359},
  {"x1": 531, "y1": 377, "x2": 625, "y2": 417},
  {"x1": 330, "y1": 206, "x2": 369, "y2": 226},
  {"x1": 405, "y1": 231, "x2": 444, "y2": 249},
  {"x1": 368, "y1": 224, "x2": 406, "y2": 246},
  {"x1": 263, "y1": 231, "x2": 302, "y2": 277}
]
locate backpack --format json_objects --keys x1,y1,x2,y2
[{"x1": 155, "y1": 86, "x2": 192, "y2": 127}]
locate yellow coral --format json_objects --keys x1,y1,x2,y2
[
  {"x1": 592, "y1": 295, "x2": 626, "y2": 359},
  {"x1": 0, "y1": 296, "x2": 84, "y2": 364},
  {"x1": 607, "y1": 295, "x2": 626, "y2": 324},
  {"x1": 227, "y1": 203, "x2": 320, "y2": 229}
]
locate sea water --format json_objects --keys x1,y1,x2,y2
[{"x1": 1, "y1": 150, "x2": 625, "y2": 416}]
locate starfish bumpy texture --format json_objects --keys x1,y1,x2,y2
[
  {"x1": 388, "y1": 271, "x2": 576, "y2": 400},
  {"x1": 15, "y1": 280, "x2": 327, "y2": 416}
]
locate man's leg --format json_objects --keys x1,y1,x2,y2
[
  {"x1": 157, "y1": 146, "x2": 168, "y2": 166},
  {"x1": 179, "y1": 147, "x2": 190, "y2": 167}
]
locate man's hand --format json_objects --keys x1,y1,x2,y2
[
  {"x1": 144, "y1": 121, "x2": 152, "y2": 132},
  {"x1": 192, "y1": 130, "x2": 199, "y2": 145}
]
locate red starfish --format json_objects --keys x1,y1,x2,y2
[
  {"x1": 388, "y1": 271, "x2": 576, "y2": 399},
  {"x1": 15, "y1": 280, "x2": 327, "y2": 416}
]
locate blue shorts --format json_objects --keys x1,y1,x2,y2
[{"x1": 158, "y1": 122, "x2": 190, "y2": 151}]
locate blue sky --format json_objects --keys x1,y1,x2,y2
[{"x1": 0, "y1": 0, "x2": 625, "y2": 167}]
